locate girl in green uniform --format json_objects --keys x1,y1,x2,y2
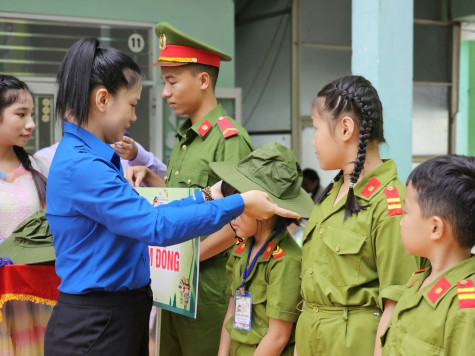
[
  {"x1": 295, "y1": 75, "x2": 420, "y2": 355},
  {"x1": 213, "y1": 143, "x2": 314, "y2": 356}
]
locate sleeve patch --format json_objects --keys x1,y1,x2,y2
[
  {"x1": 217, "y1": 116, "x2": 239, "y2": 138},
  {"x1": 384, "y1": 187, "x2": 403, "y2": 216}
]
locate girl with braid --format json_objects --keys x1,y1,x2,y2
[
  {"x1": 0, "y1": 75, "x2": 51, "y2": 355},
  {"x1": 295, "y1": 75, "x2": 421, "y2": 355}
]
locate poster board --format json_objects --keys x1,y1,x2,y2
[{"x1": 137, "y1": 187, "x2": 200, "y2": 319}]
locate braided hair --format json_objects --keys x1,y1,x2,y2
[
  {"x1": 0, "y1": 75, "x2": 47, "y2": 207},
  {"x1": 315, "y1": 75, "x2": 385, "y2": 220}
]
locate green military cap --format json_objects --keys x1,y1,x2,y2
[
  {"x1": 210, "y1": 143, "x2": 315, "y2": 218},
  {"x1": 0, "y1": 210, "x2": 56, "y2": 264},
  {"x1": 153, "y1": 22, "x2": 232, "y2": 67}
]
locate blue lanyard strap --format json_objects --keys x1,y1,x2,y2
[{"x1": 240, "y1": 226, "x2": 285, "y2": 288}]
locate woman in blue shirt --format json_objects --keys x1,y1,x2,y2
[{"x1": 44, "y1": 38, "x2": 297, "y2": 356}]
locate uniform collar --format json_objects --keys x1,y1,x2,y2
[
  {"x1": 232, "y1": 228, "x2": 289, "y2": 283},
  {"x1": 353, "y1": 159, "x2": 399, "y2": 202},
  {"x1": 176, "y1": 104, "x2": 225, "y2": 140},
  {"x1": 63, "y1": 122, "x2": 121, "y2": 170},
  {"x1": 403, "y1": 256, "x2": 475, "y2": 310}
]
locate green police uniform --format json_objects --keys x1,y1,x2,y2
[
  {"x1": 154, "y1": 22, "x2": 254, "y2": 356},
  {"x1": 226, "y1": 229, "x2": 301, "y2": 355},
  {"x1": 381, "y1": 256, "x2": 475, "y2": 356},
  {"x1": 160, "y1": 105, "x2": 253, "y2": 356},
  {"x1": 296, "y1": 159, "x2": 420, "y2": 355}
]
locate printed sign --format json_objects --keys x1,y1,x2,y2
[{"x1": 137, "y1": 187, "x2": 200, "y2": 319}]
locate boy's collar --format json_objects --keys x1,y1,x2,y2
[{"x1": 177, "y1": 104, "x2": 225, "y2": 139}]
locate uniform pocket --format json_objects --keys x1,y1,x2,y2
[
  {"x1": 320, "y1": 226, "x2": 366, "y2": 286},
  {"x1": 178, "y1": 168, "x2": 209, "y2": 188},
  {"x1": 399, "y1": 333, "x2": 443, "y2": 356},
  {"x1": 248, "y1": 283, "x2": 267, "y2": 304}
]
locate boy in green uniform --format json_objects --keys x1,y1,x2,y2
[
  {"x1": 212, "y1": 143, "x2": 315, "y2": 356},
  {"x1": 380, "y1": 155, "x2": 475, "y2": 355},
  {"x1": 150, "y1": 23, "x2": 254, "y2": 356}
]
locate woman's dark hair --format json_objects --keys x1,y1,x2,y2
[
  {"x1": 407, "y1": 155, "x2": 475, "y2": 248},
  {"x1": 315, "y1": 75, "x2": 385, "y2": 220},
  {"x1": 56, "y1": 37, "x2": 142, "y2": 126},
  {"x1": 0, "y1": 75, "x2": 47, "y2": 207}
]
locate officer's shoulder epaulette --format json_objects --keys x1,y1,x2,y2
[
  {"x1": 272, "y1": 244, "x2": 285, "y2": 260},
  {"x1": 197, "y1": 119, "x2": 212, "y2": 137},
  {"x1": 361, "y1": 177, "x2": 381, "y2": 198},
  {"x1": 217, "y1": 116, "x2": 239, "y2": 138},
  {"x1": 383, "y1": 186, "x2": 403, "y2": 216},
  {"x1": 456, "y1": 278, "x2": 475, "y2": 309}
]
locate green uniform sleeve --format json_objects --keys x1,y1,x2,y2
[
  {"x1": 266, "y1": 256, "x2": 302, "y2": 322},
  {"x1": 217, "y1": 134, "x2": 253, "y2": 163},
  {"x1": 225, "y1": 254, "x2": 237, "y2": 296},
  {"x1": 444, "y1": 304, "x2": 475, "y2": 354},
  {"x1": 373, "y1": 213, "x2": 419, "y2": 307}
]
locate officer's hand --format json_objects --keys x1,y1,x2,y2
[
  {"x1": 112, "y1": 136, "x2": 138, "y2": 161},
  {"x1": 240, "y1": 190, "x2": 300, "y2": 220},
  {"x1": 125, "y1": 166, "x2": 165, "y2": 187}
]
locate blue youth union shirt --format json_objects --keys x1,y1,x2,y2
[{"x1": 46, "y1": 122, "x2": 244, "y2": 294}]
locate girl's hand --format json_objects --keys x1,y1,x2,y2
[
  {"x1": 241, "y1": 191, "x2": 300, "y2": 220},
  {"x1": 210, "y1": 180, "x2": 224, "y2": 200},
  {"x1": 124, "y1": 166, "x2": 165, "y2": 187},
  {"x1": 112, "y1": 136, "x2": 138, "y2": 161}
]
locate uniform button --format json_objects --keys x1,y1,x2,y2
[
  {"x1": 460, "y1": 280, "x2": 468, "y2": 285},
  {"x1": 175, "y1": 171, "x2": 179, "y2": 176},
  {"x1": 313, "y1": 306, "x2": 319, "y2": 312},
  {"x1": 319, "y1": 229, "x2": 324, "y2": 234},
  {"x1": 308, "y1": 268, "x2": 313, "y2": 274},
  {"x1": 387, "y1": 187, "x2": 394, "y2": 191},
  {"x1": 435, "y1": 287, "x2": 443, "y2": 294},
  {"x1": 164, "y1": 176, "x2": 168, "y2": 181},
  {"x1": 182, "y1": 144, "x2": 187, "y2": 150},
  {"x1": 397, "y1": 319, "x2": 401, "y2": 326},
  {"x1": 187, "y1": 179, "x2": 191, "y2": 185},
  {"x1": 335, "y1": 245, "x2": 341, "y2": 252}
]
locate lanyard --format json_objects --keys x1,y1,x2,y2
[{"x1": 240, "y1": 226, "x2": 285, "y2": 289}]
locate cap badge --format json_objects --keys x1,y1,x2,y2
[{"x1": 159, "y1": 34, "x2": 167, "y2": 50}]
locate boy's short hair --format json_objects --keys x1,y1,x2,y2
[
  {"x1": 185, "y1": 63, "x2": 219, "y2": 90},
  {"x1": 407, "y1": 155, "x2": 475, "y2": 248}
]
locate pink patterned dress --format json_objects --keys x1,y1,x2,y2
[{"x1": 0, "y1": 156, "x2": 53, "y2": 356}]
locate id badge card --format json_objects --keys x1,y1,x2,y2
[{"x1": 233, "y1": 289, "x2": 252, "y2": 331}]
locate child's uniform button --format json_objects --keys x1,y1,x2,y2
[
  {"x1": 187, "y1": 179, "x2": 192, "y2": 185},
  {"x1": 182, "y1": 145, "x2": 187, "y2": 150},
  {"x1": 313, "y1": 306, "x2": 319, "y2": 312},
  {"x1": 335, "y1": 245, "x2": 341, "y2": 252},
  {"x1": 308, "y1": 268, "x2": 313, "y2": 274},
  {"x1": 175, "y1": 171, "x2": 179, "y2": 176}
]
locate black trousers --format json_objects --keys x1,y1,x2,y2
[{"x1": 44, "y1": 284, "x2": 153, "y2": 356}]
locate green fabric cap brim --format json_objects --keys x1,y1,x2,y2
[{"x1": 210, "y1": 161, "x2": 315, "y2": 219}]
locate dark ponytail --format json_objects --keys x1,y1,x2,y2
[
  {"x1": 0, "y1": 75, "x2": 47, "y2": 207},
  {"x1": 315, "y1": 75, "x2": 384, "y2": 220},
  {"x1": 56, "y1": 37, "x2": 142, "y2": 126}
]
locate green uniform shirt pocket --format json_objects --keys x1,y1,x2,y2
[
  {"x1": 398, "y1": 333, "x2": 443, "y2": 356},
  {"x1": 320, "y1": 226, "x2": 366, "y2": 287},
  {"x1": 177, "y1": 168, "x2": 209, "y2": 188}
]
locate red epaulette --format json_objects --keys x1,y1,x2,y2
[
  {"x1": 197, "y1": 119, "x2": 212, "y2": 137},
  {"x1": 361, "y1": 177, "x2": 381, "y2": 198},
  {"x1": 217, "y1": 116, "x2": 238, "y2": 138},
  {"x1": 384, "y1": 187, "x2": 403, "y2": 216},
  {"x1": 457, "y1": 279, "x2": 475, "y2": 309}
]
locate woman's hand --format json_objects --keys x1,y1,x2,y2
[
  {"x1": 241, "y1": 191, "x2": 299, "y2": 220},
  {"x1": 112, "y1": 135, "x2": 138, "y2": 161}
]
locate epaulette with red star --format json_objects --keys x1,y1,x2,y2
[
  {"x1": 197, "y1": 120, "x2": 212, "y2": 137},
  {"x1": 217, "y1": 116, "x2": 238, "y2": 138},
  {"x1": 361, "y1": 177, "x2": 381, "y2": 198},
  {"x1": 235, "y1": 240, "x2": 246, "y2": 254},
  {"x1": 427, "y1": 277, "x2": 451, "y2": 304}
]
